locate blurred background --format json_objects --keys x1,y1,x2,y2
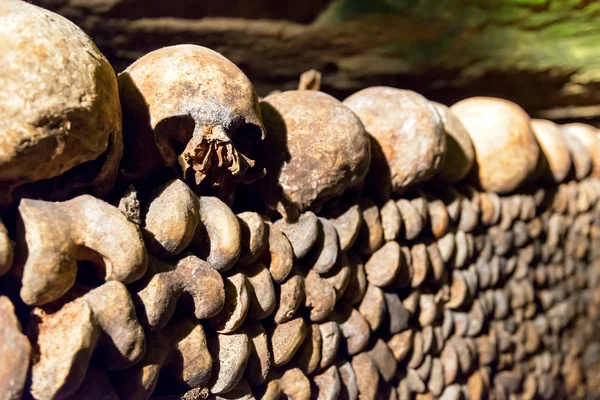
[{"x1": 33, "y1": 0, "x2": 600, "y2": 124}]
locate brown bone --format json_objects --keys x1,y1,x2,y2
[
  {"x1": 274, "y1": 211, "x2": 319, "y2": 259},
  {"x1": 16, "y1": 196, "x2": 148, "y2": 306},
  {"x1": 28, "y1": 282, "x2": 146, "y2": 399},
  {"x1": 244, "y1": 261, "x2": 276, "y2": 321},
  {"x1": 133, "y1": 254, "x2": 224, "y2": 330},
  {"x1": 305, "y1": 217, "x2": 339, "y2": 274},
  {"x1": 365, "y1": 241, "x2": 402, "y2": 287},
  {"x1": 329, "y1": 204, "x2": 362, "y2": 252},
  {"x1": 0, "y1": 296, "x2": 30, "y2": 400},
  {"x1": 261, "y1": 221, "x2": 294, "y2": 283},
  {"x1": 237, "y1": 212, "x2": 267, "y2": 266},
  {"x1": 0, "y1": 217, "x2": 13, "y2": 276},
  {"x1": 319, "y1": 321, "x2": 341, "y2": 370},
  {"x1": 274, "y1": 274, "x2": 305, "y2": 323},
  {"x1": 209, "y1": 272, "x2": 249, "y2": 333},
  {"x1": 190, "y1": 196, "x2": 241, "y2": 271}
]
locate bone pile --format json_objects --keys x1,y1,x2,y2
[{"x1": 2, "y1": 2, "x2": 600, "y2": 400}]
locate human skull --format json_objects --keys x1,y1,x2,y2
[
  {"x1": 118, "y1": 45, "x2": 265, "y2": 203},
  {"x1": 0, "y1": 0, "x2": 122, "y2": 208},
  {"x1": 258, "y1": 90, "x2": 371, "y2": 221}
]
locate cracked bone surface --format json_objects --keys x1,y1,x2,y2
[{"x1": 3, "y1": 24, "x2": 600, "y2": 399}]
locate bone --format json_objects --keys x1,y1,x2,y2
[
  {"x1": 388, "y1": 329, "x2": 414, "y2": 362},
  {"x1": 385, "y1": 292, "x2": 411, "y2": 334},
  {"x1": 428, "y1": 358, "x2": 445, "y2": 397},
  {"x1": 453, "y1": 230, "x2": 469, "y2": 269},
  {"x1": 119, "y1": 44, "x2": 265, "y2": 203},
  {"x1": 357, "y1": 198, "x2": 384, "y2": 255},
  {"x1": 0, "y1": 1, "x2": 122, "y2": 209},
  {"x1": 479, "y1": 191, "x2": 502, "y2": 226},
  {"x1": 161, "y1": 319, "x2": 213, "y2": 390},
  {"x1": 312, "y1": 366, "x2": 341, "y2": 400},
  {"x1": 408, "y1": 331, "x2": 425, "y2": 369},
  {"x1": 411, "y1": 243, "x2": 431, "y2": 288},
  {"x1": 440, "y1": 342, "x2": 459, "y2": 385},
  {"x1": 418, "y1": 291, "x2": 439, "y2": 327},
  {"x1": 114, "y1": 317, "x2": 210, "y2": 400},
  {"x1": 358, "y1": 284, "x2": 386, "y2": 331},
  {"x1": 380, "y1": 199, "x2": 402, "y2": 242},
  {"x1": 263, "y1": 368, "x2": 311, "y2": 400},
  {"x1": 562, "y1": 129, "x2": 593, "y2": 180},
  {"x1": 365, "y1": 241, "x2": 402, "y2": 287},
  {"x1": 562, "y1": 123, "x2": 600, "y2": 177},
  {"x1": 329, "y1": 204, "x2": 362, "y2": 252},
  {"x1": 323, "y1": 252, "x2": 351, "y2": 300},
  {"x1": 368, "y1": 339, "x2": 397, "y2": 382},
  {"x1": 274, "y1": 211, "x2": 319, "y2": 259},
  {"x1": 260, "y1": 90, "x2": 370, "y2": 219},
  {"x1": 191, "y1": 196, "x2": 241, "y2": 271},
  {"x1": 344, "y1": 88, "x2": 446, "y2": 196},
  {"x1": 397, "y1": 198, "x2": 425, "y2": 241},
  {"x1": 336, "y1": 359, "x2": 359, "y2": 400},
  {"x1": 63, "y1": 366, "x2": 118, "y2": 400},
  {"x1": 425, "y1": 193, "x2": 450, "y2": 239},
  {"x1": 0, "y1": 217, "x2": 13, "y2": 276},
  {"x1": 236, "y1": 212, "x2": 267, "y2": 266},
  {"x1": 296, "y1": 323, "x2": 322, "y2": 375},
  {"x1": 304, "y1": 269, "x2": 337, "y2": 322},
  {"x1": 16, "y1": 196, "x2": 148, "y2": 306},
  {"x1": 142, "y1": 179, "x2": 198, "y2": 257},
  {"x1": 439, "y1": 188, "x2": 463, "y2": 224},
  {"x1": 268, "y1": 318, "x2": 305, "y2": 367},
  {"x1": 28, "y1": 282, "x2": 146, "y2": 399},
  {"x1": 403, "y1": 289, "x2": 420, "y2": 316},
  {"x1": 351, "y1": 352, "x2": 380, "y2": 400},
  {"x1": 451, "y1": 97, "x2": 540, "y2": 193},
  {"x1": 0, "y1": 297, "x2": 30, "y2": 400},
  {"x1": 457, "y1": 186, "x2": 480, "y2": 233},
  {"x1": 240, "y1": 322, "x2": 271, "y2": 387},
  {"x1": 416, "y1": 354, "x2": 433, "y2": 382},
  {"x1": 133, "y1": 254, "x2": 224, "y2": 330},
  {"x1": 438, "y1": 385, "x2": 464, "y2": 400},
  {"x1": 437, "y1": 232, "x2": 456, "y2": 264},
  {"x1": 262, "y1": 222, "x2": 294, "y2": 283},
  {"x1": 244, "y1": 261, "x2": 276, "y2": 320},
  {"x1": 341, "y1": 253, "x2": 368, "y2": 305},
  {"x1": 319, "y1": 321, "x2": 341, "y2": 370},
  {"x1": 405, "y1": 368, "x2": 427, "y2": 394},
  {"x1": 208, "y1": 332, "x2": 251, "y2": 394},
  {"x1": 298, "y1": 69, "x2": 322, "y2": 91},
  {"x1": 209, "y1": 272, "x2": 249, "y2": 333},
  {"x1": 274, "y1": 274, "x2": 305, "y2": 323},
  {"x1": 305, "y1": 217, "x2": 340, "y2": 274},
  {"x1": 332, "y1": 305, "x2": 371, "y2": 356},
  {"x1": 432, "y1": 102, "x2": 475, "y2": 184}
]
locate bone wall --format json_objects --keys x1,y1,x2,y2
[{"x1": 2, "y1": 2, "x2": 600, "y2": 400}]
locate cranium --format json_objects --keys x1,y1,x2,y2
[
  {"x1": 0, "y1": 0, "x2": 122, "y2": 208},
  {"x1": 118, "y1": 45, "x2": 265, "y2": 203},
  {"x1": 257, "y1": 90, "x2": 371, "y2": 221}
]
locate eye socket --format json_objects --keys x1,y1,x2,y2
[{"x1": 231, "y1": 123, "x2": 263, "y2": 155}]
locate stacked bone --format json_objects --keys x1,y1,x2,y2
[{"x1": 2, "y1": 2, "x2": 600, "y2": 400}]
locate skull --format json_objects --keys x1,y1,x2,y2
[
  {"x1": 0, "y1": 0, "x2": 122, "y2": 208},
  {"x1": 118, "y1": 45, "x2": 265, "y2": 203},
  {"x1": 258, "y1": 90, "x2": 371, "y2": 221}
]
